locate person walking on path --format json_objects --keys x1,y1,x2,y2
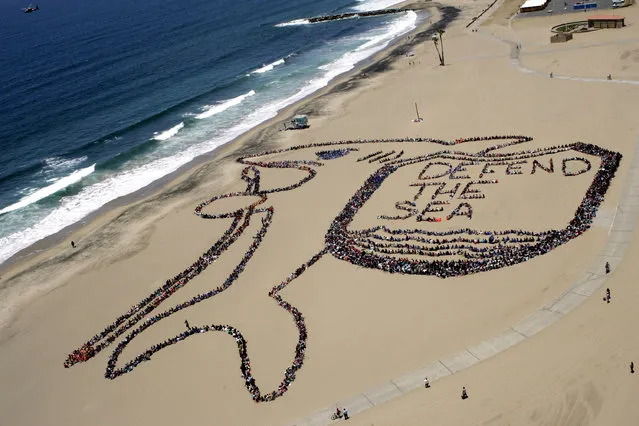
[
  {"x1": 605, "y1": 262, "x2": 611, "y2": 274},
  {"x1": 461, "y1": 386, "x2": 468, "y2": 400},
  {"x1": 424, "y1": 377, "x2": 430, "y2": 388},
  {"x1": 631, "y1": 362, "x2": 635, "y2": 374},
  {"x1": 343, "y1": 408, "x2": 349, "y2": 420},
  {"x1": 604, "y1": 288, "x2": 611, "y2": 304},
  {"x1": 184, "y1": 319, "x2": 190, "y2": 329}
]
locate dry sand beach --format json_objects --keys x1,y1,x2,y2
[{"x1": 1, "y1": 1, "x2": 639, "y2": 425}]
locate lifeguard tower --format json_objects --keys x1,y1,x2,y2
[{"x1": 292, "y1": 115, "x2": 309, "y2": 129}]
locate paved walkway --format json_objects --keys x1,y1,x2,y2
[
  {"x1": 286, "y1": 23, "x2": 639, "y2": 426},
  {"x1": 510, "y1": 44, "x2": 639, "y2": 85}
]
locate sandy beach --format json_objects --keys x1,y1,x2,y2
[{"x1": 1, "y1": 0, "x2": 639, "y2": 425}]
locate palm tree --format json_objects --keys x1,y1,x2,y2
[
  {"x1": 432, "y1": 30, "x2": 446, "y2": 66},
  {"x1": 432, "y1": 34, "x2": 442, "y2": 66},
  {"x1": 437, "y1": 29, "x2": 445, "y2": 66}
]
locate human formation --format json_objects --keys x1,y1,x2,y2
[
  {"x1": 241, "y1": 165, "x2": 261, "y2": 194},
  {"x1": 63, "y1": 136, "x2": 621, "y2": 406},
  {"x1": 325, "y1": 141, "x2": 621, "y2": 278},
  {"x1": 316, "y1": 148, "x2": 354, "y2": 160}
]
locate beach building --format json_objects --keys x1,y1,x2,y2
[
  {"x1": 520, "y1": 0, "x2": 550, "y2": 12},
  {"x1": 587, "y1": 14, "x2": 625, "y2": 28},
  {"x1": 551, "y1": 32, "x2": 573, "y2": 43},
  {"x1": 292, "y1": 115, "x2": 309, "y2": 129}
]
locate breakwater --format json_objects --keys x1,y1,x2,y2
[{"x1": 307, "y1": 8, "x2": 408, "y2": 24}]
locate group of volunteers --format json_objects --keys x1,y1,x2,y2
[{"x1": 63, "y1": 136, "x2": 620, "y2": 407}]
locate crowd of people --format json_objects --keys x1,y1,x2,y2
[
  {"x1": 64, "y1": 190, "x2": 268, "y2": 367},
  {"x1": 366, "y1": 150, "x2": 396, "y2": 163},
  {"x1": 239, "y1": 135, "x2": 538, "y2": 172},
  {"x1": 64, "y1": 136, "x2": 621, "y2": 404},
  {"x1": 352, "y1": 231, "x2": 539, "y2": 259},
  {"x1": 64, "y1": 170, "x2": 325, "y2": 401},
  {"x1": 562, "y1": 156, "x2": 592, "y2": 176},
  {"x1": 241, "y1": 166, "x2": 261, "y2": 194},
  {"x1": 63, "y1": 207, "x2": 249, "y2": 367},
  {"x1": 66, "y1": 197, "x2": 315, "y2": 402},
  {"x1": 357, "y1": 150, "x2": 384, "y2": 162},
  {"x1": 316, "y1": 148, "x2": 355, "y2": 160},
  {"x1": 324, "y1": 141, "x2": 621, "y2": 277},
  {"x1": 195, "y1": 190, "x2": 268, "y2": 219},
  {"x1": 357, "y1": 149, "x2": 406, "y2": 164},
  {"x1": 380, "y1": 150, "x2": 405, "y2": 163},
  {"x1": 356, "y1": 227, "x2": 544, "y2": 259}
]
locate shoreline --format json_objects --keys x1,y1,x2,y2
[{"x1": 0, "y1": 3, "x2": 458, "y2": 324}]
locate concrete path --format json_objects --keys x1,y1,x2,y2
[
  {"x1": 286, "y1": 27, "x2": 639, "y2": 426},
  {"x1": 512, "y1": 55, "x2": 639, "y2": 85}
]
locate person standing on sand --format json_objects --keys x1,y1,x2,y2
[
  {"x1": 424, "y1": 377, "x2": 430, "y2": 388},
  {"x1": 461, "y1": 387, "x2": 468, "y2": 400},
  {"x1": 631, "y1": 362, "x2": 634, "y2": 374},
  {"x1": 71, "y1": 241, "x2": 76, "y2": 248},
  {"x1": 343, "y1": 407, "x2": 349, "y2": 420},
  {"x1": 184, "y1": 320, "x2": 190, "y2": 329}
]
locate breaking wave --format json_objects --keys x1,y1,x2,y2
[
  {"x1": 275, "y1": 19, "x2": 311, "y2": 27},
  {"x1": 152, "y1": 122, "x2": 185, "y2": 141},
  {"x1": 352, "y1": 0, "x2": 405, "y2": 12},
  {"x1": 252, "y1": 58, "x2": 286, "y2": 74},
  {"x1": 0, "y1": 164, "x2": 96, "y2": 216},
  {"x1": 195, "y1": 90, "x2": 256, "y2": 119}
]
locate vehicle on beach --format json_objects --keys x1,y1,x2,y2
[
  {"x1": 612, "y1": 0, "x2": 633, "y2": 7},
  {"x1": 22, "y1": 4, "x2": 39, "y2": 13}
]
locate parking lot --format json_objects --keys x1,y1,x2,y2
[{"x1": 515, "y1": 0, "x2": 618, "y2": 18}]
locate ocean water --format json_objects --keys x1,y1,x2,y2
[{"x1": 0, "y1": 0, "x2": 421, "y2": 265}]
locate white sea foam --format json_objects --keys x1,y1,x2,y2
[
  {"x1": 0, "y1": 164, "x2": 96, "y2": 216},
  {"x1": 356, "y1": 11, "x2": 417, "y2": 51},
  {"x1": 251, "y1": 59, "x2": 285, "y2": 74},
  {"x1": 352, "y1": 0, "x2": 405, "y2": 12},
  {"x1": 152, "y1": 122, "x2": 184, "y2": 141},
  {"x1": 43, "y1": 156, "x2": 88, "y2": 172},
  {"x1": 195, "y1": 90, "x2": 256, "y2": 119},
  {"x1": 319, "y1": 11, "x2": 416, "y2": 73},
  {"x1": 0, "y1": 12, "x2": 419, "y2": 266},
  {"x1": 275, "y1": 19, "x2": 311, "y2": 27}
]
